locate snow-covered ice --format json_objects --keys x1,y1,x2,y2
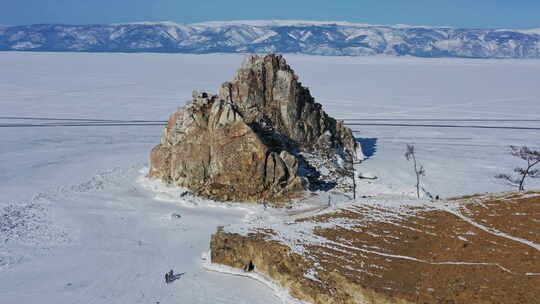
[{"x1": 1, "y1": 52, "x2": 539, "y2": 303}]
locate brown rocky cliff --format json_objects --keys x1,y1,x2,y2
[
  {"x1": 149, "y1": 94, "x2": 305, "y2": 202},
  {"x1": 148, "y1": 54, "x2": 360, "y2": 203}
]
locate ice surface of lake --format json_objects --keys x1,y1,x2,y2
[{"x1": 1, "y1": 52, "x2": 539, "y2": 303}]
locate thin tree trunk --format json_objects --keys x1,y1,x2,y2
[
  {"x1": 519, "y1": 172, "x2": 526, "y2": 191},
  {"x1": 352, "y1": 166, "x2": 356, "y2": 200},
  {"x1": 519, "y1": 160, "x2": 540, "y2": 191},
  {"x1": 519, "y1": 163, "x2": 531, "y2": 191},
  {"x1": 413, "y1": 154, "x2": 420, "y2": 198},
  {"x1": 416, "y1": 174, "x2": 420, "y2": 198},
  {"x1": 349, "y1": 160, "x2": 357, "y2": 200}
]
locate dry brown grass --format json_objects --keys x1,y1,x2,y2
[{"x1": 212, "y1": 192, "x2": 540, "y2": 304}]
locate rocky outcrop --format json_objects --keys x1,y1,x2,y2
[
  {"x1": 149, "y1": 54, "x2": 360, "y2": 203},
  {"x1": 210, "y1": 192, "x2": 540, "y2": 303},
  {"x1": 218, "y1": 54, "x2": 358, "y2": 157}
]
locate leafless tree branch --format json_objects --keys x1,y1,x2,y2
[
  {"x1": 405, "y1": 144, "x2": 425, "y2": 199},
  {"x1": 496, "y1": 146, "x2": 540, "y2": 191}
]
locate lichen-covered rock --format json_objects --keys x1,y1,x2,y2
[{"x1": 149, "y1": 54, "x2": 360, "y2": 203}]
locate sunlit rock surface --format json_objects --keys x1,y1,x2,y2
[{"x1": 149, "y1": 54, "x2": 360, "y2": 203}]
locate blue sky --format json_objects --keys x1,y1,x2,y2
[{"x1": 3, "y1": 0, "x2": 540, "y2": 29}]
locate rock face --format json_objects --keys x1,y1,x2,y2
[
  {"x1": 219, "y1": 54, "x2": 358, "y2": 156},
  {"x1": 149, "y1": 54, "x2": 359, "y2": 203}
]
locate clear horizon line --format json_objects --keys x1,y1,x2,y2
[{"x1": 2, "y1": 19, "x2": 539, "y2": 31}]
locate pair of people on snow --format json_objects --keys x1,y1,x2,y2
[{"x1": 165, "y1": 270, "x2": 174, "y2": 283}]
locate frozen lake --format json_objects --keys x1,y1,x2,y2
[{"x1": 1, "y1": 52, "x2": 539, "y2": 303}]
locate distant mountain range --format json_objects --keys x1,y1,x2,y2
[{"x1": 1, "y1": 20, "x2": 539, "y2": 58}]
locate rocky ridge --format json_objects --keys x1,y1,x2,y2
[
  {"x1": 148, "y1": 54, "x2": 360, "y2": 203},
  {"x1": 2, "y1": 21, "x2": 540, "y2": 58}
]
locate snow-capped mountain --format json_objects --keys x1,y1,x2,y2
[{"x1": 1, "y1": 20, "x2": 539, "y2": 58}]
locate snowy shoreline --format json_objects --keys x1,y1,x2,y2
[{"x1": 201, "y1": 251, "x2": 310, "y2": 304}]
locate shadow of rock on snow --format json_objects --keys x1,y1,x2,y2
[
  {"x1": 356, "y1": 138, "x2": 378, "y2": 159},
  {"x1": 296, "y1": 154, "x2": 337, "y2": 192}
]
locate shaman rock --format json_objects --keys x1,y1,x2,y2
[{"x1": 149, "y1": 54, "x2": 360, "y2": 203}]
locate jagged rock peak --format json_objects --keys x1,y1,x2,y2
[
  {"x1": 220, "y1": 54, "x2": 359, "y2": 160},
  {"x1": 148, "y1": 54, "x2": 361, "y2": 203}
]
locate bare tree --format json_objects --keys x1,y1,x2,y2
[
  {"x1": 345, "y1": 158, "x2": 361, "y2": 200},
  {"x1": 404, "y1": 144, "x2": 425, "y2": 199},
  {"x1": 352, "y1": 163, "x2": 357, "y2": 200},
  {"x1": 495, "y1": 145, "x2": 540, "y2": 191}
]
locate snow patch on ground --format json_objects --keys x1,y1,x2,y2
[
  {"x1": 0, "y1": 194, "x2": 70, "y2": 270},
  {"x1": 138, "y1": 169, "x2": 262, "y2": 214},
  {"x1": 440, "y1": 201, "x2": 540, "y2": 252},
  {"x1": 201, "y1": 251, "x2": 310, "y2": 304}
]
